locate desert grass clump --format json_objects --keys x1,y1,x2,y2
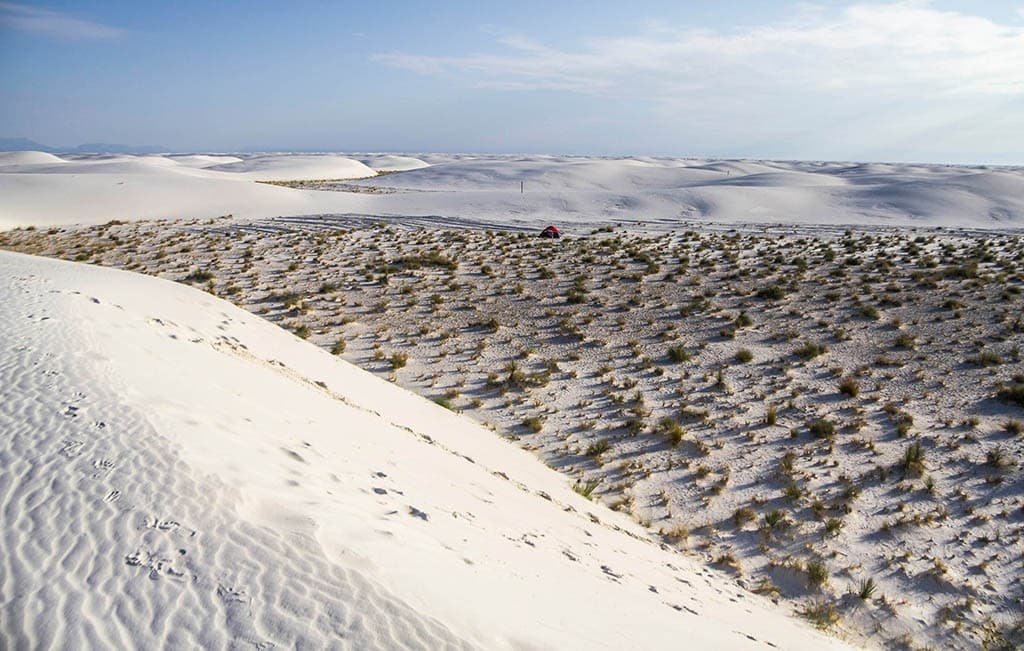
[
  {"x1": 824, "y1": 517, "x2": 844, "y2": 536},
  {"x1": 735, "y1": 348, "x2": 754, "y2": 364},
  {"x1": 764, "y1": 405, "x2": 778, "y2": 426},
  {"x1": 997, "y1": 382, "x2": 1024, "y2": 408},
  {"x1": 900, "y1": 442, "x2": 926, "y2": 476},
  {"x1": 733, "y1": 506, "x2": 757, "y2": 528},
  {"x1": 986, "y1": 446, "x2": 1012, "y2": 469},
  {"x1": 784, "y1": 481, "x2": 803, "y2": 502},
  {"x1": 805, "y1": 559, "x2": 829, "y2": 589},
  {"x1": 433, "y1": 395, "x2": 455, "y2": 410},
  {"x1": 522, "y1": 416, "x2": 544, "y2": 433},
  {"x1": 572, "y1": 479, "x2": 600, "y2": 500},
  {"x1": 807, "y1": 418, "x2": 836, "y2": 439},
  {"x1": 655, "y1": 417, "x2": 686, "y2": 446},
  {"x1": 799, "y1": 600, "x2": 839, "y2": 630},
  {"x1": 331, "y1": 338, "x2": 346, "y2": 355},
  {"x1": 756, "y1": 284, "x2": 787, "y2": 300},
  {"x1": 585, "y1": 438, "x2": 611, "y2": 457},
  {"x1": 1005, "y1": 419, "x2": 1024, "y2": 436},
  {"x1": 972, "y1": 350, "x2": 1004, "y2": 367},
  {"x1": 838, "y1": 376, "x2": 860, "y2": 398},
  {"x1": 183, "y1": 268, "x2": 214, "y2": 283},
  {"x1": 794, "y1": 341, "x2": 828, "y2": 360},
  {"x1": 761, "y1": 509, "x2": 787, "y2": 537},
  {"x1": 667, "y1": 345, "x2": 691, "y2": 363},
  {"x1": 388, "y1": 352, "x2": 408, "y2": 369},
  {"x1": 894, "y1": 333, "x2": 916, "y2": 349}
]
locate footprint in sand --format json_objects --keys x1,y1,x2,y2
[
  {"x1": 91, "y1": 458, "x2": 116, "y2": 478},
  {"x1": 407, "y1": 506, "x2": 429, "y2": 521},
  {"x1": 60, "y1": 439, "x2": 84, "y2": 457},
  {"x1": 216, "y1": 584, "x2": 248, "y2": 603},
  {"x1": 143, "y1": 516, "x2": 181, "y2": 531},
  {"x1": 124, "y1": 549, "x2": 189, "y2": 582}
]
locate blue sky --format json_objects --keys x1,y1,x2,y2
[{"x1": 2, "y1": 1, "x2": 1023, "y2": 163}]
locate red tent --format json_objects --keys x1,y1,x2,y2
[{"x1": 539, "y1": 226, "x2": 561, "y2": 239}]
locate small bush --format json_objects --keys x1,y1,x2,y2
[
  {"x1": 799, "y1": 600, "x2": 839, "y2": 630},
  {"x1": 667, "y1": 345, "x2": 691, "y2": 363},
  {"x1": 735, "y1": 348, "x2": 754, "y2": 364},
  {"x1": 764, "y1": 406, "x2": 778, "y2": 426},
  {"x1": 859, "y1": 305, "x2": 879, "y2": 319},
  {"x1": 997, "y1": 383, "x2": 1024, "y2": 407},
  {"x1": 838, "y1": 377, "x2": 859, "y2": 397},
  {"x1": 388, "y1": 352, "x2": 408, "y2": 369},
  {"x1": 784, "y1": 481, "x2": 803, "y2": 502},
  {"x1": 973, "y1": 350, "x2": 1003, "y2": 367},
  {"x1": 805, "y1": 559, "x2": 829, "y2": 589},
  {"x1": 585, "y1": 438, "x2": 611, "y2": 457},
  {"x1": 522, "y1": 416, "x2": 544, "y2": 433},
  {"x1": 184, "y1": 269, "x2": 214, "y2": 283},
  {"x1": 762, "y1": 509, "x2": 786, "y2": 532},
  {"x1": 733, "y1": 506, "x2": 756, "y2": 528},
  {"x1": 824, "y1": 518, "x2": 844, "y2": 536},
  {"x1": 893, "y1": 333, "x2": 916, "y2": 349},
  {"x1": 986, "y1": 446, "x2": 1011, "y2": 469},
  {"x1": 794, "y1": 342, "x2": 828, "y2": 360},
  {"x1": 807, "y1": 418, "x2": 836, "y2": 439},
  {"x1": 756, "y1": 285, "x2": 786, "y2": 300},
  {"x1": 393, "y1": 251, "x2": 457, "y2": 271},
  {"x1": 331, "y1": 338, "x2": 346, "y2": 355},
  {"x1": 566, "y1": 290, "x2": 587, "y2": 305},
  {"x1": 573, "y1": 479, "x2": 600, "y2": 499},
  {"x1": 656, "y1": 417, "x2": 686, "y2": 446}
]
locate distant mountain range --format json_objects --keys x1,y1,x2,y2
[{"x1": 0, "y1": 137, "x2": 167, "y2": 154}]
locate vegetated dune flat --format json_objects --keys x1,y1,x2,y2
[
  {"x1": 1, "y1": 151, "x2": 1023, "y2": 229},
  {"x1": 0, "y1": 250, "x2": 853, "y2": 650},
  {"x1": 6, "y1": 220, "x2": 1024, "y2": 649}
]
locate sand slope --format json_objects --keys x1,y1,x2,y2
[{"x1": 0, "y1": 251, "x2": 853, "y2": 650}]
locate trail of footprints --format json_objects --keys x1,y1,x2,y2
[
  {"x1": 2, "y1": 277, "x2": 791, "y2": 649},
  {"x1": 0, "y1": 281, "x2": 476, "y2": 649}
]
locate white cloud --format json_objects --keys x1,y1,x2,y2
[
  {"x1": 372, "y1": 2, "x2": 1024, "y2": 161},
  {"x1": 373, "y1": 2, "x2": 1024, "y2": 98},
  {"x1": 0, "y1": 2, "x2": 123, "y2": 40}
]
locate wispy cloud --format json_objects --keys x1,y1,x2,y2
[
  {"x1": 0, "y1": 2, "x2": 123, "y2": 40},
  {"x1": 373, "y1": 2, "x2": 1024, "y2": 99}
]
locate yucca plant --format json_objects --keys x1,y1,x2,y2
[{"x1": 900, "y1": 442, "x2": 926, "y2": 476}]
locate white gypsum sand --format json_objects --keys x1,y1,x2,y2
[
  {"x1": 2, "y1": 152, "x2": 1023, "y2": 229},
  {"x1": 0, "y1": 250, "x2": 854, "y2": 650},
  {"x1": 6, "y1": 220, "x2": 1023, "y2": 649}
]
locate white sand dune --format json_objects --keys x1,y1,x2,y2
[
  {"x1": 0, "y1": 251, "x2": 852, "y2": 650},
  {"x1": 358, "y1": 154, "x2": 430, "y2": 172},
  {"x1": 1, "y1": 151, "x2": 1023, "y2": 229},
  {"x1": 204, "y1": 154, "x2": 376, "y2": 180},
  {"x1": 167, "y1": 154, "x2": 245, "y2": 168},
  {"x1": 0, "y1": 151, "x2": 67, "y2": 166}
]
